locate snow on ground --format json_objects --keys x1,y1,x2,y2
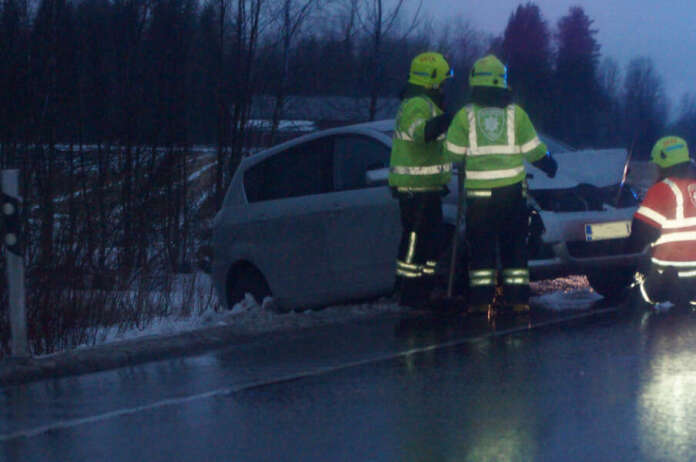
[
  {"x1": 187, "y1": 162, "x2": 216, "y2": 182},
  {"x1": 80, "y1": 275, "x2": 599, "y2": 350},
  {"x1": 245, "y1": 119, "x2": 317, "y2": 132},
  {"x1": 89, "y1": 293, "x2": 402, "y2": 348}
]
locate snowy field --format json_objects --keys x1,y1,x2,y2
[{"x1": 67, "y1": 274, "x2": 602, "y2": 353}]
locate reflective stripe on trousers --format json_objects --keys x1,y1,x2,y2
[
  {"x1": 469, "y1": 268, "x2": 497, "y2": 287},
  {"x1": 397, "y1": 258, "x2": 423, "y2": 279},
  {"x1": 503, "y1": 268, "x2": 529, "y2": 285},
  {"x1": 422, "y1": 260, "x2": 437, "y2": 275}
]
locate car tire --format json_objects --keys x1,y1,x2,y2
[
  {"x1": 226, "y1": 264, "x2": 274, "y2": 310},
  {"x1": 586, "y1": 267, "x2": 636, "y2": 299}
]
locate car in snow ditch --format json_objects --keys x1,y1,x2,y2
[{"x1": 212, "y1": 119, "x2": 647, "y2": 311}]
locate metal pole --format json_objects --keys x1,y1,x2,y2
[
  {"x1": 447, "y1": 167, "x2": 464, "y2": 298},
  {"x1": 2, "y1": 169, "x2": 29, "y2": 358}
]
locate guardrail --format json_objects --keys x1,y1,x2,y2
[{"x1": 2, "y1": 169, "x2": 29, "y2": 359}]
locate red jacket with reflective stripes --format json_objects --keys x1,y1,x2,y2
[{"x1": 634, "y1": 177, "x2": 696, "y2": 265}]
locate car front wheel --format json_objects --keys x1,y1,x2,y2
[{"x1": 586, "y1": 267, "x2": 636, "y2": 299}]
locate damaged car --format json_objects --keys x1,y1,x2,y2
[{"x1": 212, "y1": 119, "x2": 646, "y2": 310}]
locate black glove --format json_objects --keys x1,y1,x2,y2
[
  {"x1": 532, "y1": 154, "x2": 558, "y2": 178},
  {"x1": 626, "y1": 217, "x2": 660, "y2": 255},
  {"x1": 424, "y1": 112, "x2": 454, "y2": 142}
]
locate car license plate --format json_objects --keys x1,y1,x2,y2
[{"x1": 585, "y1": 221, "x2": 631, "y2": 241}]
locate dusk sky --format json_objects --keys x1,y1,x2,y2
[{"x1": 425, "y1": 0, "x2": 696, "y2": 116}]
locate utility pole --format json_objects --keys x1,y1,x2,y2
[{"x1": 2, "y1": 169, "x2": 29, "y2": 359}]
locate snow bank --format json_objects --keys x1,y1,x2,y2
[
  {"x1": 86, "y1": 292, "x2": 401, "y2": 348},
  {"x1": 66, "y1": 276, "x2": 598, "y2": 351}
]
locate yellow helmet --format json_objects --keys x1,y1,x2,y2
[
  {"x1": 408, "y1": 52, "x2": 452, "y2": 90},
  {"x1": 469, "y1": 54, "x2": 508, "y2": 89},
  {"x1": 651, "y1": 136, "x2": 690, "y2": 168}
]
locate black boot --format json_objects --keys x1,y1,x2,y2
[{"x1": 398, "y1": 277, "x2": 430, "y2": 310}]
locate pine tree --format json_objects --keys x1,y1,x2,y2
[
  {"x1": 501, "y1": 2, "x2": 553, "y2": 130},
  {"x1": 553, "y1": 6, "x2": 601, "y2": 147}
]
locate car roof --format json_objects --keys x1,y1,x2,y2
[
  {"x1": 240, "y1": 117, "x2": 577, "y2": 171},
  {"x1": 240, "y1": 119, "x2": 395, "y2": 168}
]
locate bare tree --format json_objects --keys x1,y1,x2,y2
[
  {"x1": 213, "y1": 0, "x2": 229, "y2": 208},
  {"x1": 269, "y1": 0, "x2": 318, "y2": 143},
  {"x1": 595, "y1": 57, "x2": 622, "y2": 146},
  {"x1": 671, "y1": 93, "x2": 696, "y2": 150},
  {"x1": 622, "y1": 57, "x2": 668, "y2": 157},
  {"x1": 439, "y1": 17, "x2": 488, "y2": 108},
  {"x1": 228, "y1": 0, "x2": 264, "y2": 173},
  {"x1": 354, "y1": 0, "x2": 421, "y2": 120},
  {"x1": 212, "y1": 0, "x2": 265, "y2": 207}
]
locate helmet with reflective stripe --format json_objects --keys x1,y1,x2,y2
[
  {"x1": 408, "y1": 52, "x2": 452, "y2": 89},
  {"x1": 469, "y1": 54, "x2": 508, "y2": 89},
  {"x1": 651, "y1": 136, "x2": 690, "y2": 168}
]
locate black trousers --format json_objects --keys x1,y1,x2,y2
[
  {"x1": 465, "y1": 182, "x2": 529, "y2": 305},
  {"x1": 642, "y1": 266, "x2": 696, "y2": 306},
  {"x1": 394, "y1": 191, "x2": 443, "y2": 304}
]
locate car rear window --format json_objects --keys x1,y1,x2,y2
[{"x1": 244, "y1": 137, "x2": 332, "y2": 202}]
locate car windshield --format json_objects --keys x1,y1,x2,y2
[{"x1": 539, "y1": 135, "x2": 575, "y2": 154}]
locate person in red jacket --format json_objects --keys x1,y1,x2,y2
[{"x1": 628, "y1": 136, "x2": 696, "y2": 307}]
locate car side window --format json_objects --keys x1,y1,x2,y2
[
  {"x1": 332, "y1": 135, "x2": 390, "y2": 191},
  {"x1": 244, "y1": 137, "x2": 333, "y2": 202}
]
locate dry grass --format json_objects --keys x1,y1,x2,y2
[{"x1": 1, "y1": 146, "x2": 223, "y2": 358}]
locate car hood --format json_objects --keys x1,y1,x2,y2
[
  {"x1": 370, "y1": 148, "x2": 630, "y2": 204},
  {"x1": 526, "y1": 148, "x2": 628, "y2": 190}
]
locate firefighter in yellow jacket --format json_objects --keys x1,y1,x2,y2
[
  {"x1": 445, "y1": 55, "x2": 557, "y2": 314},
  {"x1": 389, "y1": 52, "x2": 454, "y2": 308}
]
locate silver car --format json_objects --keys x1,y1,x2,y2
[{"x1": 212, "y1": 120, "x2": 646, "y2": 310}]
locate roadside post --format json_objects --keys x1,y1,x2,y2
[{"x1": 2, "y1": 169, "x2": 29, "y2": 359}]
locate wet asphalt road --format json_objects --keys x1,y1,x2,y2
[{"x1": 2, "y1": 301, "x2": 696, "y2": 462}]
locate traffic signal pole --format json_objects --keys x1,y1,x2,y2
[{"x1": 2, "y1": 169, "x2": 29, "y2": 359}]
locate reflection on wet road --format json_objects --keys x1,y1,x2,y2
[{"x1": 2, "y1": 304, "x2": 696, "y2": 461}]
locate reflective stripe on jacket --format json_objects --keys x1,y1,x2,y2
[
  {"x1": 445, "y1": 104, "x2": 546, "y2": 189},
  {"x1": 388, "y1": 95, "x2": 451, "y2": 190},
  {"x1": 634, "y1": 177, "x2": 696, "y2": 275}
]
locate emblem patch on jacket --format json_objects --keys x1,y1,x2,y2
[
  {"x1": 689, "y1": 184, "x2": 696, "y2": 208},
  {"x1": 477, "y1": 108, "x2": 505, "y2": 142}
]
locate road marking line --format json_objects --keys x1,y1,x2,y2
[{"x1": 0, "y1": 307, "x2": 616, "y2": 442}]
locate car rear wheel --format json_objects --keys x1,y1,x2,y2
[
  {"x1": 226, "y1": 263, "x2": 273, "y2": 310},
  {"x1": 586, "y1": 267, "x2": 636, "y2": 299}
]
